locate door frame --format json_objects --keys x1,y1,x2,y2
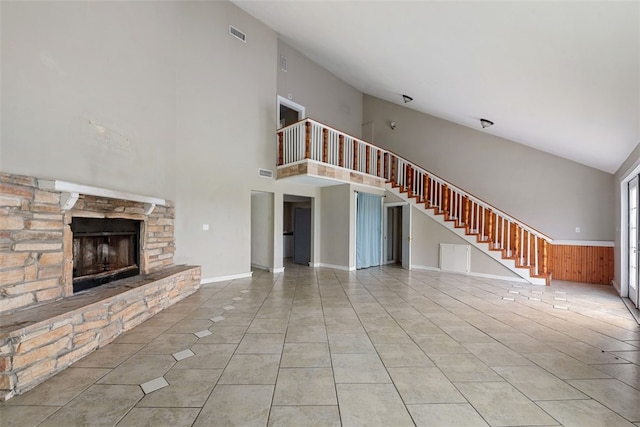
[
  {"x1": 401, "y1": 203, "x2": 412, "y2": 270},
  {"x1": 620, "y1": 162, "x2": 640, "y2": 304},
  {"x1": 277, "y1": 95, "x2": 305, "y2": 128},
  {"x1": 629, "y1": 176, "x2": 639, "y2": 307},
  {"x1": 383, "y1": 202, "x2": 403, "y2": 265}
]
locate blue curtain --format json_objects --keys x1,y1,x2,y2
[{"x1": 356, "y1": 192, "x2": 382, "y2": 269}]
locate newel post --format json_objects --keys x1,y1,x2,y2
[
  {"x1": 305, "y1": 121, "x2": 311, "y2": 159},
  {"x1": 513, "y1": 224, "x2": 520, "y2": 262}
]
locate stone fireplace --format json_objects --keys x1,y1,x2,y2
[{"x1": 0, "y1": 173, "x2": 201, "y2": 400}]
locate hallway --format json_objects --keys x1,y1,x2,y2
[{"x1": 2, "y1": 265, "x2": 639, "y2": 426}]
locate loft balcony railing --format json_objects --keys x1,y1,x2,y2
[{"x1": 277, "y1": 118, "x2": 553, "y2": 283}]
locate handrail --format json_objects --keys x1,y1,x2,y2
[{"x1": 277, "y1": 118, "x2": 553, "y2": 281}]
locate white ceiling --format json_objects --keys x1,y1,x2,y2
[{"x1": 233, "y1": 0, "x2": 639, "y2": 174}]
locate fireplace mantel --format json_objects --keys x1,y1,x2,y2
[{"x1": 38, "y1": 179, "x2": 165, "y2": 214}]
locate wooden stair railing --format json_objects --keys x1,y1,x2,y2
[{"x1": 278, "y1": 118, "x2": 553, "y2": 284}]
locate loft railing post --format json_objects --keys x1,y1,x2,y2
[
  {"x1": 365, "y1": 145, "x2": 371, "y2": 174},
  {"x1": 277, "y1": 131, "x2": 284, "y2": 166},
  {"x1": 338, "y1": 135, "x2": 344, "y2": 167},
  {"x1": 377, "y1": 151, "x2": 382, "y2": 177},
  {"x1": 304, "y1": 121, "x2": 311, "y2": 159},
  {"x1": 352, "y1": 140, "x2": 358, "y2": 171},
  {"x1": 391, "y1": 155, "x2": 397, "y2": 186},
  {"x1": 322, "y1": 128, "x2": 328, "y2": 163}
]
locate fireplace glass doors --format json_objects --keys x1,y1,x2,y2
[{"x1": 71, "y1": 218, "x2": 141, "y2": 292}]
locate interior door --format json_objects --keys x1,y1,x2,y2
[
  {"x1": 401, "y1": 204, "x2": 412, "y2": 270},
  {"x1": 629, "y1": 177, "x2": 639, "y2": 307},
  {"x1": 293, "y1": 207, "x2": 311, "y2": 265}
]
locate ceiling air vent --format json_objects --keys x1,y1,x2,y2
[
  {"x1": 258, "y1": 168, "x2": 273, "y2": 179},
  {"x1": 229, "y1": 25, "x2": 246, "y2": 43}
]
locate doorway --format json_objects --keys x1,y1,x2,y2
[
  {"x1": 385, "y1": 206, "x2": 402, "y2": 264},
  {"x1": 383, "y1": 203, "x2": 412, "y2": 270},
  {"x1": 277, "y1": 96, "x2": 305, "y2": 128},
  {"x1": 355, "y1": 192, "x2": 383, "y2": 269},
  {"x1": 283, "y1": 194, "x2": 312, "y2": 266}
]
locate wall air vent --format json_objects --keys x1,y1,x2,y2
[
  {"x1": 229, "y1": 25, "x2": 246, "y2": 43},
  {"x1": 258, "y1": 168, "x2": 273, "y2": 179}
]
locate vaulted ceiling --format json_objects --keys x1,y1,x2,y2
[{"x1": 234, "y1": 1, "x2": 639, "y2": 174}]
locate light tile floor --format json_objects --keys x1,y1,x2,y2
[{"x1": 2, "y1": 264, "x2": 640, "y2": 426}]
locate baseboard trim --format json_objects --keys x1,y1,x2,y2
[
  {"x1": 411, "y1": 265, "x2": 440, "y2": 272},
  {"x1": 412, "y1": 265, "x2": 529, "y2": 284},
  {"x1": 552, "y1": 240, "x2": 614, "y2": 247},
  {"x1": 466, "y1": 271, "x2": 530, "y2": 284},
  {"x1": 316, "y1": 263, "x2": 355, "y2": 271},
  {"x1": 201, "y1": 271, "x2": 253, "y2": 285},
  {"x1": 251, "y1": 263, "x2": 270, "y2": 271},
  {"x1": 270, "y1": 267, "x2": 285, "y2": 273}
]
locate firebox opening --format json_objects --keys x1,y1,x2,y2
[{"x1": 71, "y1": 217, "x2": 141, "y2": 293}]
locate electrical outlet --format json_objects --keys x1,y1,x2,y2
[
  {"x1": 203, "y1": 224, "x2": 209, "y2": 231},
  {"x1": 575, "y1": 226, "x2": 580, "y2": 233}
]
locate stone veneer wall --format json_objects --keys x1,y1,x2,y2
[
  {"x1": 0, "y1": 172, "x2": 176, "y2": 315},
  {"x1": 0, "y1": 265, "x2": 201, "y2": 400},
  {"x1": 1, "y1": 173, "x2": 66, "y2": 313},
  {"x1": 277, "y1": 160, "x2": 386, "y2": 188}
]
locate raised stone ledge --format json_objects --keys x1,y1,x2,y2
[{"x1": 0, "y1": 265, "x2": 201, "y2": 401}]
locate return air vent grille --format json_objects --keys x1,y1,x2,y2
[
  {"x1": 229, "y1": 25, "x2": 246, "y2": 43},
  {"x1": 258, "y1": 168, "x2": 273, "y2": 179}
]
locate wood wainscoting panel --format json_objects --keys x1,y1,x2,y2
[{"x1": 550, "y1": 245, "x2": 614, "y2": 285}]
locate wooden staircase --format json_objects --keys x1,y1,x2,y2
[
  {"x1": 277, "y1": 118, "x2": 553, "y2": 285},
  {"x1": 386, "y1": 179, "x2": 551, "y2": 285}
]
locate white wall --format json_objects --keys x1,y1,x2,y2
[
  {"x1": 1, "y1": 0, "x2": 314, "y2": 280},
  {"x1": 277, "y1": 40, "x2": 363, "y2": 137},
  {"x1": 319, "y1": 185, "x2": 351, "y2": 269},
  {"x1": 363, "y1": 95, "x2": 615, "y2": 241},
  {"x1": 1, "y1": 1, "x2": 177, "y2": 199},
  {"x1": 173, "y1": 1, "x2": 279, "y2": 279},
  {"x1": 251, "y1": 192, "x2": 274, "y2": 270}
]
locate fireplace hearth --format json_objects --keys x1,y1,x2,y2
[{"x1": 71, "y1": 217, "x2": 141, "y2": 292}]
